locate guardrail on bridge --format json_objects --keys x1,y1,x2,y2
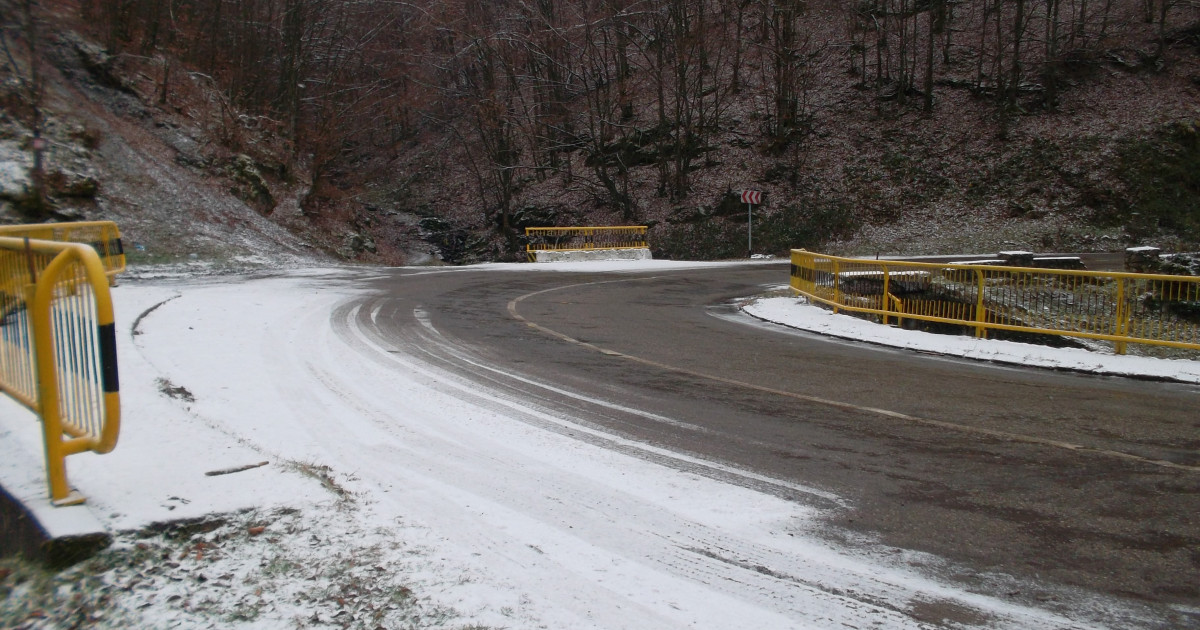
[
  {"x1": 1, "y1": 230, "x2": 121, "y2": 505},
  {"x1": 0, "y1": 221, "x2": 125, "y2": 279},
  {"x1": 790, "y1": 250, "x2": 1200, "y2": 354},
  {"x1": 526, "y1": 226, "x2": 648, "y2": 261}
]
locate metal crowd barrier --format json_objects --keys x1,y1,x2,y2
[
  {"x1": 0, "y1": 221, "x2": 125, "y2": 279},
  {"x1": 790, "y1": 250, "x2": 1200, "y2": 354},
  {"x1": 0, "y1": 234, "x2": 120, "y2": 505},
  {"x1": 526, "y1": 226, "x2": 648, "y2": 261}
]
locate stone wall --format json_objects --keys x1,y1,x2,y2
[{"x1": 532, "y1": 248, "x2": 652, "y2": 263}]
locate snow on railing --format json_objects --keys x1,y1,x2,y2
[{"x1": 790, "y1": 250, "x2": 1200, "y2": 355}]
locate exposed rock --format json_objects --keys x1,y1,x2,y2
[
  {"x1": 507, "y1": 204, "x2": 566, "y2": 230},
  {"x1": 0, "y1": 153, "x2": 29, "y2": 199},
  {"x1": 0, "y1": 134, "x2": 102, "y2": 223},
  {"x1": 1132, "y1": 249, "x2": 1200, "y2": 276},
  {"x1": 226, "y1": 154, "x2": 275, "y2": 215},
  {"x1": 46, "y1": 168, "x2": 99, "y2": 198},
  {"x1": 0, "y1": 200, "x2": 21, "y2": 224},
  {"x1": 337, "y1": 231, "x2": 376, "y2": 259},
  {"x1": 1125, "y1": 246, "x2": 1162, "y2": 272},
  {"x1": 667, "y1": 205, "x2": 711, "y2": 224},
  {"x1": 64, "y1": 32, "x2": 135, "y2": 94}
]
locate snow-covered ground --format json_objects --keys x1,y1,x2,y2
[
  {"x1": 745, "y1": 294, "x2": 1200, "y2": 385},
  {"x1": 2, "y1": 259, "x2": 1194, "y2": 629}
]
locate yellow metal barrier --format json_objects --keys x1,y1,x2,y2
[
  {"x1": 0, "y1": 221, "x2": 125, "y2": 278},
  {"x1": 790, "y1": 250, "x2": 1200, "y2": 354},
  {"x1": 526, "y1": 226, "x2": 648, "y2": 261},
  {"x1": 0, "y1": 236, "x2": 120, "y2": 505}
]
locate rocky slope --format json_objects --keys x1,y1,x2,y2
[{"x1": 1, "y1": 27, "x2": 425, "y2": 269}]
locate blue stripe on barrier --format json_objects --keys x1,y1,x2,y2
[{"x1": 99, "y1": 323, "x2": 118, "y2": 393}]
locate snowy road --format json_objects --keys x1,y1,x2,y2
[{"x1": 3, "y1": 261, "x2": 1196, "y2": 628}]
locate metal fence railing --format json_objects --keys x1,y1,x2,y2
[
  {"x1": 526, "y1": 226, "x2": 648, "y2": 261},
  {"x1": 0, "y1": 232, "x2": 121, "y2": 506},
  {"x1": 0, "y1": 221, "x2": 125, "y2": 279},
  {"x1": 790, "y1": 250, "x2": 1200, "y2": 354}
]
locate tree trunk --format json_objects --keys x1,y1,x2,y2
[
  {"x1": 1009, "y1": 0, "x2": 1025, "y2": 113},
  {"x1": 6, "y1": 0, "x2": 49, "y2": 213},
  {"x1": 1154, "y1": 0, "x2": 1171, "y2": 61},
  {"x1": 1044, "y1": 0, "x2": 1062, "y2": 110},
  {"x1": 942, "y1": 1, "x2": 954, "y2": 64},
  {"x1": 924, "y1": 0, "x2": 943, "y2": 114}
]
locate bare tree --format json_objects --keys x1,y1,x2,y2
[
  {"x1": 580, "y1": 5, "x2": 638, "y2": 219},
  {"x1": 633, "y1": 0, "x2": 734, "y2": 199},
  {"x1": 999, "y1": 0, "x2": 1029, "y2": 138},
  {"x1": 0, "y1": 0, "x2": 48, "y2": 215},
  {"x1": 1043, "y1": 0, "x2": 1064, "y2": 110},
  {"x1": 428, "y1": 0, "x2": 528, "y2": 236},
  {"x1": 924, "y1": 0, "x2": 946, "y2": 113},
  {"x1": 766, "y1": 0, "x2": 813, "y2": 145}
]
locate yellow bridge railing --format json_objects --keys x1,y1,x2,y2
[
  {"x1": 1, "y1": 232, "x2": 121, "y2": 506},
  {"x1": 0, "y1": 221, "x2": 125, "y2": 279},
  {"x1": 526, "y1": 226, "x2": 648, "y2": 260},
  {"x1": 790, "y1": 250, "x2": 1200, "y2": 354}
]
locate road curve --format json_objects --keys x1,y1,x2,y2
[{"x1": 362, "y1": 262, "x2": 1199, "y2": 627}]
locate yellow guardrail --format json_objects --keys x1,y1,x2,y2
[
  {"x1": 0, "y1": 235, "x2": 121, "y2": 506},
  {"x1": 526, "y1": 226, "x2": 648, "y2": 261},
  {"x1": 790, "y1": 250, "x2": 1200, "y2": 354},
  {"x1": 0, "y1": 221, "x2": 125, "y2": 279}
]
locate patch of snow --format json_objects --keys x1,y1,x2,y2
[
  {"x1": 0, "y1": 145, "x2": 31, "y2": 198},
  {"x1": 744, "y1": 295, "x2": 1200, "y2": 384}
]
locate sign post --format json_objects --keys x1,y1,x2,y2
[{"x1": 741, "y1": 189, "x2": 762, "y2": 257}]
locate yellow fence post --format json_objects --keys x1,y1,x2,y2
[
  {"x1": 880, "y1": 263, "x2": 891, "y2": 325},
  {"x1": 1, "y1": 233, "x2": 121, "y2": 505},
  {"x1": 31, "y1": 244, "x2": 120, "y2": 504},
  {"x1": 1114, "y1": 277, "x2": 1128, "y2": 355},
  {"x1": 974, "y1": 268, "x2": 988, "y2": 338},
  {"x1": 832, "y1": 258, "x2": 841, "y2": 314},
  {"x1": 34, "y1": 305, "x2": 76, "y2": 504}
]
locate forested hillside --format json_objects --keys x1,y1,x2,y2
[{"x1": 3, "y1": 0, "x2": 1199, "y2": 263}]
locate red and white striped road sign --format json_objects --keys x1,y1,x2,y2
[{"x1": 741, "y1": 189, "x2": 762, "y2": 204}]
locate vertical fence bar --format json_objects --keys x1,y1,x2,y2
[
  {"x1": 832, "y1": 258, "x2": 842, "y2": 314},
  {"x1": 1114, "y1": 277, "x2": 1128, "y2": 355},
  {"x1": 881, "y1": 263, "x2": 891, "y2": 325},
  {"x1": 975, "y1": 268, "x2": 987, "y2": 338},
  {"x1": 31, "y1": 250, "x2": 79, "y2": 504}
]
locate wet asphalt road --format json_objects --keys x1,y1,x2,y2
[{"x1": 367, "y1": 262, "x2": 1199, "y2": 627}]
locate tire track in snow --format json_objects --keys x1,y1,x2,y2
[{"x1": 324, "y1": 293, "x2": 1116, "y2": 630}]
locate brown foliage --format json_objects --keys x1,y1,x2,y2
[{"x1": 26, "y1": 0, "x2": 1200, "y2": 258}]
